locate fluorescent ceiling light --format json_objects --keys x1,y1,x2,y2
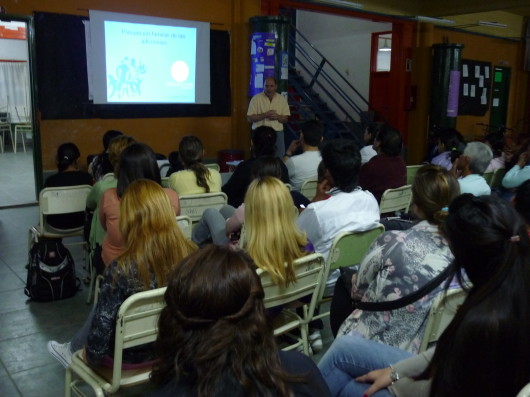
[
  {"x1": 309, "y1": 0, "x2": 363, "y2": 10},
  {"x1": 415, "y1": 16, "x2": 456, "y2": 25},
  {"x1": 478, "y1": 21, "x2": 507, "y2": 28}
]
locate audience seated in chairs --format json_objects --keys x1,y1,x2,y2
[
  {"x1": 283, "y1": 120, "x2": 323, "y2": 191},
  {"x1": 44, "y1": 142, "x2": 93, "y2": 230},
  {"x1": 192, "y1": 156, "x2": 309, "y2": 247},
  {"x1": 330, "y1": 165, "x2": 460, "y2": 344},
  {"x1": 319, "y1": 194, "x2": 530, "y2": 397},
  {"x1": 88, "y1": 130, "x2": 123, "y2": 182},
  {"x1": 359, "y1": 125, "x2": 406, "y2": 203},
  {"x1": 149, "y1": 244, "x2": 331, "y2": 397},
  {"x1": 503, "y1": 140, "x2": 530, "y2": 190},
  {"x1": 452, "y1": 141, "x2": 492, "y2": 196},
  {"x1": 47, "y1": 179, "x2": 197, "y2": 369},
  {"x1": 99, "y1": 142, "x2": 181, "y2": 266},
  {"x1": 222, "y1": 126, "x2": 290, "y2": 207},
  {"x1": 168, "y1": 135, "x2": 222, "y2": 195},
  {"x1": 514, "y1": 180, "x2": 530, "y2": 228}
]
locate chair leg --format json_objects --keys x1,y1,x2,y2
[
  {"x1": 65, "y1": 366, "x2": 73, "y2": 397},
  {"x1": 20, "y1": 128, "x2": 26, "y2": 153},
  {"x1": 86, "y1": 254, "x2": 95, "y2": 304}
]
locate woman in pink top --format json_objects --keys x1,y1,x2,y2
[{"x1": 99, "y1": 143, "x2": 180, "y2": 265}]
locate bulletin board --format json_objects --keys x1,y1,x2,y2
[{"x1": 458, "y1": 59, "x2": 492, "y2": 116}]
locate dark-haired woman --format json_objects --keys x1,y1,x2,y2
[
  {"x1": 168, "y1": 135, "x2": 221, "y2": 195},
  {"x1": 150, "y1": 244, "x2": 331, "y2": 397},
  {"x1": 222, "y1": 126, "x2": 290, "y2": 207},
  {"x1": 44, "y1": 142, "x2": 93, "y2": 229},
  {"x1": 319, "y1": 194, "x2": 530, "y2": 397},
  {"x1": 99, "y1": 142, "x2": 180, "y2": 266}
]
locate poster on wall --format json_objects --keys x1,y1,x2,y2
[
  {"x1": 458, "y1": 59, "x2": 492, "y2": 116},
  {"x1": 249, "y1": 32, "x2": 276, "y2": 97}
]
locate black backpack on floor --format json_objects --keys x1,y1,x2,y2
[{"x1": 24, "y1": 238, "x2": 80, "y2": 301}]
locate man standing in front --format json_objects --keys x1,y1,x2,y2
[{"x1": 247, "y1": 77, "x2": 290, "y2": 157}]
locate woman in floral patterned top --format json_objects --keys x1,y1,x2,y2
[{"x1": 336, "y1": 165, "x2": 460, "y2": 354}]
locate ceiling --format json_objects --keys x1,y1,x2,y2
[{"x1": 362, "y1": 0, "x2": 530, "y2": 18}]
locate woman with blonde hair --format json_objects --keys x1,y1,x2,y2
[
  {"x1": 48, "y1": 179, "x2": 197, "y2": 368},
  {"x1": 168, "y1": 135, "x2": 222, "y2": 195},
  {"x1": 242, "y1": 176, "x2": 309, "y2": 287}
]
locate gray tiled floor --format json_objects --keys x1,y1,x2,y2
[
  {"x1": 0, "y1": 153, "x2": 335, "y2": 396},
  {"x1": 0, "y1": 149, "x2": 37, "y2": 207}
]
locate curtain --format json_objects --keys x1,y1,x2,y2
[{"x1": 0, "y1": 62, "x2": 31, "y2": 122}]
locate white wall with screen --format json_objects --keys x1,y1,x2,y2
[{"x1": 88, "y1": 10, "x2": 210, "y2": 105}]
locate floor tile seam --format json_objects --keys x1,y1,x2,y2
[{"x1": 0, "y1": 360, "x2": 23, "y2": 396}]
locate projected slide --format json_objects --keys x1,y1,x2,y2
[{"x1": 104, "y1": 21, "x2": 196, "y2": 103}]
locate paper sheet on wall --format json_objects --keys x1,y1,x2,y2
[
  {"x1": 463, "y1": 83, "x2": 469, "y2": 96},
  {"x1": 479, "y1": 76, "x2": 484, "y2": 87},
  {"x1": 470, "y1": 85, "x2": 476, "y2": 97},
  {"x1": 475, "y1": 65, "x2": 480, "y2": 77},
  {"x1": 485, "y1": 66, "x2": 490, "y2": 79},
  {"x1": 481, "y1": 89, "x2": 487, "y2": 105},
  {"x1": 462, "y1": 64, "x2": 468, "y2": 77},
  {"x1": 492, "y1": 98, "x2": 499, "y2": 107},
  {"x1": 254, "y1": 74, "x2": 264, "y2": 89}
]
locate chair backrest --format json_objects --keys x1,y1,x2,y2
[
  {"x1": 419, "y1": 287, "x2": 467, "y2": 352},
  {"x1": 406, "y1": 165, "x2": 422, "y2": 185},
  {"x1": 176, "y1": 215, "x2": 193, "y2": 239},
  {"x1": 285, "y1": 183, "x2": 293, "y2": 191},
  {"x1": 159, "y1": 161, "x2": 170, "y2": 178},
  {"x1": 300, "y1": 178, "x2": 318, "y2": 200},
  {"x1": 205, "y1": 163, "x2": 220, "y2": 171},
  {"x1": 179, "y1": 192, "x2": 228, "y2": 222},
  {"x1": 489, "y1": 167, "x2": 506, "y2": 189},
  {"x1": 161, "y1": 176, "x2": 170, "y2": 188},
  {"x1": 109, "y1": 287, "x2": 166, "y2": 390},
  {"x1": 257, "y1": 253, "x2": 326, "y2": 319},
  {"x1": 379, "y1": 184, "x2": 412, "y2": 215},
  {"x1": 39, "y1": 185, "x2": 92, "y2": 227},
  {"x1": 482, "y1": 171, "x2": 493, "y2": 185},
  {"x1": 328, "y1": 224, "x2": 385, "y2": 272}
]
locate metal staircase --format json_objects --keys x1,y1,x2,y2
[{"x1": 285, "y1": 25, "x2": 377, "y2": 147}]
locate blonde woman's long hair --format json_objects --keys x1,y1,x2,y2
[
  {"x1": 118, "y1": 179, "x2": 197, "y2": 289},
  {"x1": 242, "y1": 176, "x2": 308, "y2": 287}
]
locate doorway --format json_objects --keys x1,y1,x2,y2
[
  {"x1": 0, "y1": 15, "x2": 39, "y2": 208},
  {"x1": 369, "y1": 31, "x2": 392, "y2": 122}
]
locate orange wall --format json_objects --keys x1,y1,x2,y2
[
  {"x1": 5, "y1": 0, "x2": 260, "y2": 171},
  {"x1": 406, "y1": 25, "x2": 528, "y2": 163}
]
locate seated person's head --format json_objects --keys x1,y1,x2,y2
[
  {"x1": 152, "y1": 245, "x2": 299, "y2": 396},
  {"x1": 250, "y1": 155, "x2": 282, "y2": 180},
  {"x1": 443, "y1": 194, "x2": 529, "y2": 287},
  {"x1": 437, "y1": 128, "x2": 462, "y2": 153},
  {"x1": 251, "y1": 126, "x2": 277, "y2": 157},
  {"x1": 178, "y1": 135, "x2": 205, "y2": 167},
  {"x1": 244, "y1": 176, "x2": 307, "y2": 286},
  {"x1": 108, "y1": 135, "x2": 136, "y2": 176},
  {"x1": 461, "y1": 142, "x2": 493, "y2": 175},
  {"x1": 514, "y1": 180, "x2": 530, "y2": 226},
  {"x1": 116, "y1": 142, "x2": 161, "y2": 197},
  {"x1": 102, "y1": 130, "x2": 123, "y2": 152},
  {"x1": 301, "y1": 120, "x2": 323, "y2": 147},
  {"x1": 484, "y1": 132, "x2": 505, "y2": 159},
  {"x1": 118, "y1": 179, "x2": 195, "y2": 288},
  {"x1": 320, "y1": 139, "x2": 360, "y2": 193},
  {"x1": 411, "y1": 164, "x2": 460, "y2": 225},
  {"x1": 373, "y1": 125, "x2": 403, "y2": 157},
  {"x1": 56, "y1": 142, "x2": 81, "y2": 172},
  {"x1": 364, "y1": 122, "x2": 383, "y2": 146}
]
